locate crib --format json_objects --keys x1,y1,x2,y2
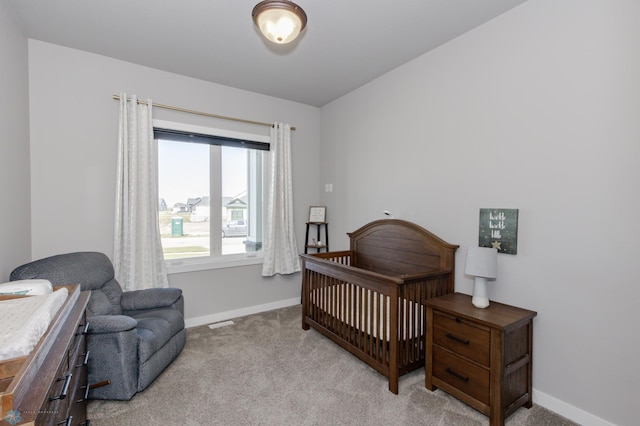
[{"x1": 300, "y1": 219, "x2": 458, "y2": 394}]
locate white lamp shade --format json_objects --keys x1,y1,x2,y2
[
  {"x1": 465, "y1": 246, "x2": 498, "y2": 279},
  {"x1": 253, "y1": 1, "x2": 307, "y2": 44}
]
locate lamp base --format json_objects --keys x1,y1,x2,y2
[{"x1": 472, "y1": 277, "x2": 490, "y2": 309}]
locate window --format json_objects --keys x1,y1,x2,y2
[{"x1": 154, "y1": 120, "x2": 270, "y2": 272}]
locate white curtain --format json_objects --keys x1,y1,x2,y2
[
  {"x1": 114, "y1": 94, "x2": 168, "y2": 290},
  {"x1": 262, "y1": 123, "x2": 301, "y2": 276}
]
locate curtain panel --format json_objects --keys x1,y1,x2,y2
[
  {"x1": 262, "y1": 123, "x2": 300, "y2": 276},
  {"x1": 114, "y1": 94, "x2": 168, "y2": 290}
]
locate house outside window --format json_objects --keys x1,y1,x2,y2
[{"x1": 154, "y1": 120, "x2": 270, "y2": 273}]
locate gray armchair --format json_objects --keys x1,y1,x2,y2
[{"x1": 10, "y1": 252, "x2": 186, "y2": 400}]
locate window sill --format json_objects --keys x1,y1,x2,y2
[{"x1": 166, "y1": 254, "x2": 263, "y2": 275}]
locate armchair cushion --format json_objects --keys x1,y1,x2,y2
[
  {"x1": 120, "y1": 288, "x2": 182, "y2": 312},
  {"x1": 133, "y1": 309, "x2": 185, "y2": 363},
  {"x1": 88, "y1": 315, "x2": 137, "y2": 334},
  {"x1": 88, "y1": 280, "x2": 124, "y2": 316},
  {"x1": 10, "y1": 252, "x2": 124, "y2": 316}
]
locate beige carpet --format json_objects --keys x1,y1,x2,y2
[{"x1": 88, "y1": 305, "x2": 577, "y2": 425}]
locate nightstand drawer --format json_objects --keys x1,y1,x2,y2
[
  {"x1": 432, "y1": 346, "x2": 489, "y2": 405},
  {"x1": 433, "y1": 311, "x2": 490, "y2": 366}
]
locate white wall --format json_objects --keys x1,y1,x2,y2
[
  {"x1": 27, "y1": 40, "x2": 321, "y2": 321},
  {"x1": 320, "y1": 0, "x2": 639, "y2": 425},
  {"x1": 0, "y1": 1, "x2": 31, "y2": 280}
]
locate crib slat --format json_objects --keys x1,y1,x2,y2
[
  {"x1": 331, "y1": 277, "x2": 336, "y2": 331},
  {"x1": 338, "y1": 280, "x2": 344, "y2": 339},
  {"x1": 374, "y1": 292, "x2": 380, "y2": 360},
  {"x1": 356, "y1": 287, "x2": 367, "y2": 352},
  {"x1": 382, "y1": 293, "x2": 387, "y2": 364},
  {"x1": 322, "y1": 273, "x2": 327, "y2": 327}
]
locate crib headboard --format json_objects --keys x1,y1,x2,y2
[{"x1": 348, "y1": 219, "x2": 458, "y2": 277}]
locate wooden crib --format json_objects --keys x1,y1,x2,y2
[{"x1": 300, "y1": 219, "x2": 459, "y2": 394}]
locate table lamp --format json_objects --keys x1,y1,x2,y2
[{"x1": 465, "y1": 246, "x2": 498, "y2": 308}]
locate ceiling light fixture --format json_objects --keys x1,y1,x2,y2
[{"x1": 252, "y1": 0, "x2": 307, "y2": 44}]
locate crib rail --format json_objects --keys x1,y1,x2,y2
[{"x1": 300, "y1": 251, "x2": 452, "y2": 394}]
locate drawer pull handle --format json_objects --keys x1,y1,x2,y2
[
  {"x1": 49, "y1": 373, "x2": 72, "y2": 401},
  {"x1": 446, "y1": 333, "x2": 470, "y2": 345},
  {"x1": 77, "y1": 351, "x2": 91, "y2": 368},
  {"x1": 78, "y1": 322, "x2": 90, "y2": 335},
  {"x1": 80, "y1": 420, "x2": 91, "y2": 426},
  {"x1": 445, "y1": 368, "x2": 469, "y2": 383},
  {"x1": 77, "y1": 384, "x2": 91, "y2": 403},
  {"x1": 58, "y1": 416, "x2": 73, "y2": 426}
]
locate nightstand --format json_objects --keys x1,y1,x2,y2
[{"x1": 425, "y1": 293, "x2": 537, "y2": 426}]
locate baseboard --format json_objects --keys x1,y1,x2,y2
[
  {"x1": 184, "y1": 297, "x2": 300, "y2": 328},
  {"x1": 533, "y1": 388, "x2": 616, "y2": 426}
]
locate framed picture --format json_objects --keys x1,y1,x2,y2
[
  {"x1": 308, "y1": 206, "x2": 326, "y2": 223},
  {"x1": 478, "y1": 208, "x2": 519, "y2": 255}
]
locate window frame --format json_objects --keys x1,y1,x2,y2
[{"x1": 153, "y1": 119, "x2": 270, "y2": 274}]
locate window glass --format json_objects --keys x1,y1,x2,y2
[
  {"x1": 158, "y1": 140, "x2": 210, "y2": 259},
  {"x1": 156, "y1": 123, "x2": 267, "y2": 268}
]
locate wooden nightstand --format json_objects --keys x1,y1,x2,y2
[{"x1": 425, "y1": 293, "x2": 537, "y2": 426}]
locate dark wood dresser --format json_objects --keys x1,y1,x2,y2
[
  {"x1": 425, "y1": 293, "x2": 537, "y2": 426},
  {"x1": 0, "y1": 285, "x2": 91, "y2": 425}
]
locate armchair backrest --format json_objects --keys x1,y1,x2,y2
[{"x1": 10, "y1": 252, "x2": 124, "y2": 316}]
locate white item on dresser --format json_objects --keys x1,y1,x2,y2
[{"x1": 0, "y1": 279, "x2": 53, "y2": 295}]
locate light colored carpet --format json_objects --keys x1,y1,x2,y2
[{"x1": 88, "y1": 305, "x2": 577, "y2": 425}]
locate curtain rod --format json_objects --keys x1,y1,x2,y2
[{"x1": 112, "y1": 95, "x2": 296, "y2": 131}]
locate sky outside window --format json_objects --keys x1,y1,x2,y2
[{"x1": 158, "y1": 140, "x2": 247, "y2": 207}]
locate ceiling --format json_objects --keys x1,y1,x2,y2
[{"x1": 7, "y1": 0, "x2": 527, "y2": 107}]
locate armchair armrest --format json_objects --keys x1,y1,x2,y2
[
  {"x1": 120, "y1": 287, "x2": 182, "y2": 312},
  {"x1": 88, "y1": 314, "x2": 137, "y2": 334}
]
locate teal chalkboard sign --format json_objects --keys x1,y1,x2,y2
[{"x1": 479, "y1": 208, "x2": 518, "y2": 255}]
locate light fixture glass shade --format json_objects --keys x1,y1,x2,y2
[
  {"x1": 252, "y1": 1, "x2": 307, "y2": 44},
  {"x1": 465, "y1": 247, "x2": 498, "y2": 309}
]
